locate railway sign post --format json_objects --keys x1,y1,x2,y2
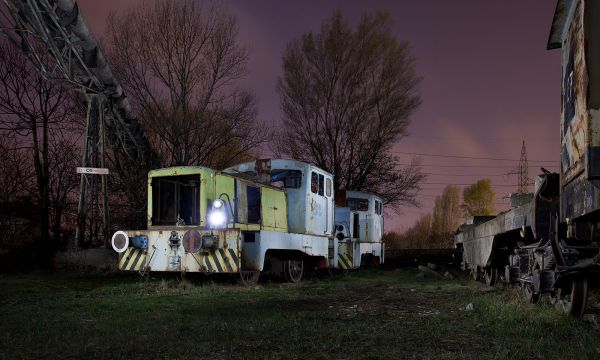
[{"x1": 76, "y1": 167, "x2": 110, "y2": 175}]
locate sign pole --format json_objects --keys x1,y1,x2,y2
[{"x1": 100, "y1": 100, "x2": 110, "y2": 247}]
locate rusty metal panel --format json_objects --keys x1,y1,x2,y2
[
  {"x1": 118, "y1": 228, "x2": 241, "y2": 273},
  {"x1": 260, "y1": 187, "x2": 288, "y2": 232},
  {"x1": 561, "y1": 176, "x2": 600, "y2": 219},
  {"x1": 240, "y1": 231, "x2": 329, "y2": 271},
  {"x1": 560, "y1": 0, "x2": 587, "y2": 184},
  {"x1": 459, "y1": 202, "x2": 534, "y2": 267},
  {"x1": 555, "y1": 0, "x2": 600, "y2": 220},
  {"x1": 235, "y1": 179, "x2": 248, "y2": 223}
]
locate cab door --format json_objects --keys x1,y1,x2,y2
[
  {"x1": 324, "y1": 176, "x2": 333, "y2": 235},
  {"x1": 308, "y1": 170, "x2": 326, "y2": 235}
]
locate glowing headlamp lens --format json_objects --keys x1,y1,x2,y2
[
  {"x1": 208, "y1": 210, "x2": 226, "y2": 227},
  {"x1": 213, "y1": 199, "x2": 224, "y2": 209}
]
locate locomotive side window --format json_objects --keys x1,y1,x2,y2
[
  {"x1": 347, "y1": 197, "x2": 369, "y2": 211},
  {"x1": 375, "y1": 200, "x2": 382, "y2": 215},
  {"x1": 326, "y1": 178, "x2": 332, "y2": 197},
  {"x1": 318, "y1": 174, "x2": 324, "y2": 196},
  {"x1": 270, "y1": 170, "x2": 302, "y2": 189},
  {"x1": 311, "y1": 172, "x2": 324, "y2": 196},
  {"x1": 247, "y1": 185, "x2": 261, "y2": 224}
]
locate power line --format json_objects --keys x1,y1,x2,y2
[
  {"x1": 425, "y1": 173, "x2": 514, "y2": 177},
  {"x1": 421, "y1": 182, "x2": 523, "y2": 187},
  {"x1": 392, "y1": 150, "x2": 558, "y2": 163},
  {"x1": 406, "y1": 134, "x2": 557, "y2": 142},
  {"x1": 398, "y1": 163, "x2": 558, "y2": 169},
  {"x1": 415, "y1": 194, "x2": 509, "y2": 200}
]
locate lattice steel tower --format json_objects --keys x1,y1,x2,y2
[{"x1": 516, "y1": 140, "x2": 530, "y2": 193}]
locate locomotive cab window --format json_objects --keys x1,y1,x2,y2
[
  {"x1": 247, "y1": 185, "x2": 261, "y2": 224},
  {"x1": 151, "y1": 175, "x2": 200, "y2": 226},
  {"x1": 270, "y1": 169, "x2": 302, "y2": 189},
  {"x1": 347, "y1": 198, "x2": 369, "y2": 212},
  {"x1": 375, "y1": 200, "x2": 382, "y2": 215},
  {"x1": 311, "y1": 172, "x2": 324, "y2": 196}
]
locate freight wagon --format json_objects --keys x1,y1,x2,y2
[
  {"x1": 111, "y1": 159, "x2": 385, "y2": 284},
  {"x1": 455, "y1": 0, "x2": 600, "y2": 316}
]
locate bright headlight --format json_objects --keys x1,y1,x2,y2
[
  {"x1": 208, "y1": 210, "x2": 227, "y2": 227},
  {"x1": 213, "y1": 199, "x2": 224, "y2": 209}
]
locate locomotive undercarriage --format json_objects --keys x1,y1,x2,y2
[{"x1": 475, "y1": 231, "x2": 600, "y2": 317}]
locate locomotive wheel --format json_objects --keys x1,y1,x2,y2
[
  {"x1": 237, "y1": 270, "x2": 260, "y2": 286},
  {"x1": 484, "y1": 267, "x2": 498, "y2": 286},
  {"x1": 283, "y1": 259, "x2": 304, "y2": 283},
  {"x1": 521, "y1": 282, "x2": 539, "y2": 304},
  {"x1": 552, "y1": 278, "x2": 588, "y2": 317}
]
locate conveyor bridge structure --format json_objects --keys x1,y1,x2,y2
[{"x1": 0, "y1": 0, "x2": 157, "y2": 244}]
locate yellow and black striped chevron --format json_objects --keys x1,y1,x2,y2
[
  {"x1": 203, "y1": 248, "x2": 239, "y2": 273},
  {"x1": 119, "y1": 247, "x2": 147, "y2": 271},
  {"x1": 338, "y1": 253, "x2": 353, "y2": 270}
]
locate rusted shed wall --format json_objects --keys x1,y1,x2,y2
[
  {"x1": 556, "y1": 0, "x2": 600, "y2": 220},
  {"x1": 560, "y1": 0, "x2": 587, "y2": 183},
  {"x1": 584, "y1": 0, "x2": 600, "y2": 178}
]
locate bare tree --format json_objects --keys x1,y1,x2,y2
[
  {"x1": 105, "y1": 0, "x2": 266, "y2": 168},
  {"x1": 47, "y1": 137, "x2": 80, "y2": 247},
  {"x1": 275, "y1": 11, "x2": 424, "y2": 208},
  {"x1": 0, "y1": 43, "x2": 75, "y2": 265},
  {"x1": 0, "y1": 136, "x2": 31, "y2": 205}
]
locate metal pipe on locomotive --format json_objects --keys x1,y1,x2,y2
[
  {"x1": 455, "y1": 0, "x2": 600, "y2": 316},
  {"x1": 110, "y1": 159, "x2": 384, "y2": 284}
]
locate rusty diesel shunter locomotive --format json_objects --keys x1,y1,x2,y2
[
  {"x1": 455, "y1": 0, "x2": 600, "y2": 316},
  {"x1": 110, "y1": 159, "x2": 385, "y2": 284}
]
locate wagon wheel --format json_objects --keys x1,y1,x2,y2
[
  {"x1": 551, "y1": 278, "x2": 588, "y2": 317},
  {"x1": 237, "y1": 270, "x2": 260, "y2": 286},
  {"x1": 283, "y1": 259, "x2": 304, "y2": 283},
  {"x1": 484, "y1": 267, "x2": 498, "y2": 286},
  {"x1": 521, "y1": 282, "x2": 539, "y2": 304},
  {"x1": 471, "y1": 266, "x2": 481, "y2": 281}
]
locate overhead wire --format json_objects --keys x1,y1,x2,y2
[{"x1": 391, "y1": 150, "x2": 558, "y2": 162}]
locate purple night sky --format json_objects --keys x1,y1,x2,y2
[{"x1": 78, "y1": 1, "x2": 561, "y2": 231}]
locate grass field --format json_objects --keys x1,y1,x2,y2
[{"x1": 1, "y1": 268, "x2": 599, "y2": 359}]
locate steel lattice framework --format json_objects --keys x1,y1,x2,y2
[
  {"x1": 0, "y1": 0, "x2": 153, "y2": 161},
  {"x1": 0, "y1": 0, "x2": 157, "y2": 245}
]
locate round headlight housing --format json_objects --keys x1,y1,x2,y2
[{"x1": 111, "y1": 231, "x2": 129, "y2": 253}]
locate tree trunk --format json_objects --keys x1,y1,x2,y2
[
  {"x1": 31, "y1": 116, "x2": 53, "y2": 269},
  {"x1": 52, "y1": 206, "x2": 63, "y2": 249}
]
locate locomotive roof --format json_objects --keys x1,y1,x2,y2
[{"x1": 225, "y1": 158, "x2": 333, "y2": 177}]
